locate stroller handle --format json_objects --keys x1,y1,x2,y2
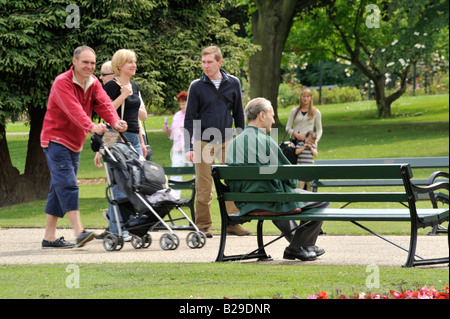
[{"x1": 106, "y1": 123, "x2": 145, "y2": 161}]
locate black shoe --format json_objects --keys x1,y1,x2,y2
[
  {"x1": 201, "y1": 228, "x2": 213, "y2": 238},
  {"x1": 283, "y1": 247, "x2": 317, "y2": 261},
  {"x1": 76, "y1": 230, "x2": 95, "y2": 248},
  {"x1": 95, "y1": 230, "x2": 108, "y2": 239},
  {"x1": 304, "y1": 246, "x2": 325, "y2": 257},
  {"x1": 42, "y1": 236, "x2": 75, "y2": 249}
]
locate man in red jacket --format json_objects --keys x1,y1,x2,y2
[{"x1": 40, "y1": 45, "x2": 127, "y2": 249}]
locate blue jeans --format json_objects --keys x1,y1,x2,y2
[
  {"x1": 43, "y1": 142, "x2": 80, "y2": 218},
  {"x1": 107, "y1": 132, "x2": 142, "y2": 234}
]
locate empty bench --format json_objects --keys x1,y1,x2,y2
[
  {"x1": 312, "y1": 157, "x2": 449, "y2": 235},
  {"x1": 212, "y1": 164, "x2": 449, "y2": 267},
  {"x1": 312, "y1": 157, "x2": 449, "y2": 191}
]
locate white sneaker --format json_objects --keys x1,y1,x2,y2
[{"x1": 122, "y1": 231, "x2": 132, "y2": 242}]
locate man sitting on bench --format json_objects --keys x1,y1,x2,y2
[{"x1": 225, "y1": 98, "x2": 329, "y2": 261}]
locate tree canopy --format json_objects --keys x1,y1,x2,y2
[
  {"x1": 0, "y1": 0, "x2": 256, "y2": 206},
  {"x1": 0, "y1": 0, "x2": 256, "y2": 124},
  {"x1": 287, "y1": 0, "x2": 449, "y2": 117}
]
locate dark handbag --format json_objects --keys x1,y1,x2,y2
[
  {"x1": 131, "y1": 159, "x2": 168, "y2": 195},
  {"x1": 279, "y1": 131, "x2": 297, "y2": 164}
]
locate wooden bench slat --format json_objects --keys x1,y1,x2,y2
[
  {"x1": 223, "y1": 192, "x2": 411, "y2": 203},
  {"x1": 163, "y1": 166, "x2": 195, "y2": 175},
  {"x1": 311, "y1": 178, "x2": 449, "y2": 187},
  {"x1": 214, "y1": 164, "x2": 412, "y2": 180},
  {"x1": 228, "y1": 208, "x2": 449, "y2": 222},
  {"x1": 314, "y1": 157, "x2": 449, "y2": 168}
]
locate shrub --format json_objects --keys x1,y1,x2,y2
[{"x1": 278, "y1": 83, "x2": 362, "y2": 108}]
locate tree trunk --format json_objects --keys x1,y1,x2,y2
[
  {"x1": 372, "y1": 68, "x2": 410, "y2": 118},
  {"x1": 372, "y1": 78, "x2": 392, "y2": 118},
  {"x1": 0, "y1": 122, "x2": 21, "y2": 206},
  {"x1": 0, "y1": 106, "x2": 50, "y2": 207},
  {"x1": 25, "y1": 106, "x2": 50, "y2": 199},
  {"x1": 249, "y1": 0, "x2": 300, "y2": 127}
]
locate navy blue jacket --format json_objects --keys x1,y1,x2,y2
[{"x1": 184, "y1": 70, "x2": 245, "y2": 150}]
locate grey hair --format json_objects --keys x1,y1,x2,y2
[
  {"x1": 244, "y1": 97, "x2": 272, "y2": 122},
  {"x1": 73, "y1": 46, "x2": 95, "y2": 59}
]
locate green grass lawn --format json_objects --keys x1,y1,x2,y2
[
  {"x1": 1, "y1": 94, "x2": 448, "y2": 299},
  {"x1": 0, "y1": 263, "x2": 447, "y2": 299}
]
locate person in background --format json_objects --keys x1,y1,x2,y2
[
  {"x1": 295, "y1": 130, "x2": 318, "y2": 191},
  {"x1": 99, "y1": 61, "x2": 115, "y2": 85},
  {"x1": 183, "y1": 46, "x2": 249, "y2": 238},
  {"x1": 285, "y1": 89, "x2": 323, "y2": 145},
  {"x1": 40, "y1": 45, "x2": 127, "y2": 249},
  {"x1": 162, "y1": 91, "x2": 193, "y2": 198}
]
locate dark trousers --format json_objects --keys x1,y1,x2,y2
[{"x1": 272, "y1": 189, "x2": 329, "y2": 248}]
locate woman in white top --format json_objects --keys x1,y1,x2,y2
[{"x1": 285, "y1": 89, "x2": 323, "y2": 144}]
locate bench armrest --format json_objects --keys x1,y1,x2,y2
[
  {"x1": 412, "y1": 180, "x2": 449, "y2": 194},
  {"x1": 428, "y1": 171, "x2": 449, "y2": 185}
]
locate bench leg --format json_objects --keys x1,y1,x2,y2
[
  {"x1": 216, "y1": 220, "x2": 273, "y2": 262},
  {"x1": 404, "y1": 220, "x2": 449, "y2": 268},
  {"x1": 256, "y1": 220, "x2": 272, "y2": 261},
  {"x1": 215, "y1": 218, "x2": 229, "y2": 262},
  {"x1": 404, "y1": 220, "x2": 419, "y2": 268},
  {"x1": 428, "y1": 224, "x2": 448, "y2": 236}
]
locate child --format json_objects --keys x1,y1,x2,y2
[
  {"x1": 163, "y1": 91, "x2": 193, "y2": 198},
  {"x1": 295, "y1": 130, "x2": 318, "y2": 191}
]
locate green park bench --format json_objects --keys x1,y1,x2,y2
[
  {"x1": 312, "y1": 157, "x2": 449, "y2": 235},
  {"x1": 212, "y1": 164, "x2": 449, "y2": 267}
]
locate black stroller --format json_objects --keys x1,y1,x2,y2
[{"x1": 91, "y1": 130, "x2": 206, "y2": 252}]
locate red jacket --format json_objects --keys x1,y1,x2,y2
[{"x1": 40, "y1": 66, "x2": 120, "y2": 152}]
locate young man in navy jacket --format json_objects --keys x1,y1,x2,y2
[{"x1": 184, "y1": 46, "x2": 249, "y2": 237}]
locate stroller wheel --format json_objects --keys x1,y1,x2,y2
[
  {"x1": 159, "y1": 233, "x2": 179, "y2": 250},
  {"x1": 103, "y1": 234, "x2": 118, "y2": 251},
  {"x1": 131, "y1": 236, "x2": 143, "y2": 249},
  {"x1": 115, "y1": 236, "x2": 124, "y2": 251},
  {"x1": 142, "y1": 234, "x2": 152, "y2": 248},
  {"x1": 186, "y1": 231, "x2": 207, "y2": 249}
]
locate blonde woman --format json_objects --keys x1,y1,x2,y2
[
  {"x1": 99, "y1": 49, "x2": 147, "y2": 238},
  {"x1": 285, "y1": 89, "x2": 323, "y2": 144}
]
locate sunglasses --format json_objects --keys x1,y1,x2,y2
[{"x1": 100, "y1": 73, "x2": 114, "y2": 77}]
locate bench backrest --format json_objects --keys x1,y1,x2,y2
[
  {"x1": 311, "y1": 157, "x2": 449, "y2": 189},
  {"x1": 212, "y1": 164, "x2": 415, "y2": 204},
  {"x1": 314, "y1": 157, "x2": 449, "y2": 168},
  {"x1": 163, "y1": 166, "x2": 195, "y2": 191},
  {"x1": 163, "y1": 166, "x2": 195, "y2": 175}
]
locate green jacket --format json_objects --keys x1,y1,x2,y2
[{"x1": 225, "y1": 126, "x2": 305, "y2": 216}]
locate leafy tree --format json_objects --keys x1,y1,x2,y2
[
  {"x1": 0, "y1": 0, "x2": 255, "y2": 207},
  {"x1": 289, "y1": 0, "x2": 449, "y2": 117},
  {"x1": 246, "y1": 0, "x2": 320, "y2": 126}
]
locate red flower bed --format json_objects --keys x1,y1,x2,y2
[{"x1": 307, "y1": 286, "x2": 449, "y2": 299}]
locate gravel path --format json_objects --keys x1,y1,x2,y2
[{"x1": 0, "y1": 227, "x2": 448, "y2": 268}]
